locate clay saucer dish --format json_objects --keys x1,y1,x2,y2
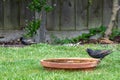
[{"x1": 40, "y1": 58, "x2": 100, "y2": 70}]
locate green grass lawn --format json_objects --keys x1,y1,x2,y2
[{"x1": 0, "y1": 44, "x2": 120, "y2": 80}]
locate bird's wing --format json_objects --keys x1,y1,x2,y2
[
  {"x1": 100, "y1": 50, "x2": 111, "y2": 54},
  {"x1": 27, "y1": 39, "x2": 33, "y2": 42},
  {"x1": 94, "y1": 50, "x2": 111, "y2": 57},
  {"x1": 94, "y1": 50, "x2": 102, "y2": 54},
  {"x1": 27, "y1": 39, "x2": 36, "y2": 43},
  {"x1": 92, "y1": 50, "x2": 108, "y2": 55}
]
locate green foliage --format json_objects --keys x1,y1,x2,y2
[
  {"x1": 110, "y1": 29, "x2": 120, "y2": 39},
  {"x1": 24, "y1": 0, "x2": 53, "y2": 38},
  {"x1": 24, "y1": 19, "x2": 40, "y2": 37},
  {"x1": 28, "y1": 0, "x2": 52, "y2": 12},
  {"x1": 89, "y1": 25, "x2": 106, "y2": 36},
  {"x1": 0, "y1": 44, "x2": 120, "y2": 80},
  {"x1": 44, "y1": 5, "x2": 53, "y2": 12},
  {"x1": 81, "y1": 33, "x2": 91, "y2": 40},
  {"x1": 89, "y1": 0, "x2": 94, "y2": 5},
  {"x1": 51, "y1": 25, "x2": 107, "y2": 44},
  {"x1": 51, "y1": 35, "x2": 72, "y2": 44},
  {"x1": 51, "y1": 35, "x2": 62, "y2": 44}
]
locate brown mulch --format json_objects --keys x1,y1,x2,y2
[
  {"x1": 112, "y1": 36, "x2": 120, "y2": 43},
  {"x1": 77, "y1": 36, "x2": 120, "y2": 44},
  {"x1": 0, "y1": 40, "x2": 24, "y2": 47},
  {"x1": 0, "y1": 36, "x2": 120, "y2": 47}
]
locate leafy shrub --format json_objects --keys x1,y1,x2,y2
[
  {"x1": 28, "y1": 0, "x2": 53, "y2": 12},
  {"x1": 23, "y1": 0, "x2": 53, "y2": 38},
  {"x1": 89, "y1": 25, "x2": 106, "y2": 36},
  {"x1": 51, "y1": 25, "x2": 120, "y2": 44},
  {"x1": 24, "y1": 19, "x2": 40, "y2": 38},
  {"x1": 51, "y1": 25, "x2": 106, "y2": 44},
  {"x1": 110, "y1": 29, "x2": 120, "y2": 39}
]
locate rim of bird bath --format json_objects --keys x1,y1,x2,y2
[{"x1": 40, "y1": 58, "x2": 100, "y2": 71}]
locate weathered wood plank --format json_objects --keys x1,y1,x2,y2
[
  {"x1": 60, "y1": 0, "x2": 75, "y2": 30},
  {"x1": 88, "y1": 0, "x2": 103, "y2": 29},
  {"x1": 24, "y1": 0, "x2": 35, "y2": 22},
  {"x1": 19, "y1": 0, "x2": 34, "y2": 30},
  {"x1": 4, "y1": 0, "x2": 13, "y2": 29},
  {"x1": 20, "y1": 0, "x2": 27, "y2": 29},
  {"x1": 46, "y1": 0, "x2": 60, "y2": 30},
  {"x1": 10, "y1": 0, "x2": 19, "y2": 29},
  {"x1": 76, "y1": 0, "x2": 88, "y2": 30},
  {"x1": 0, "y1": 0, "x2": 34, "y2": 30},
  {"x1": 103, "y1": 0, "x2": 112, "y2": 27},
  {"x1": 3, "y1": 0, "x2": 21, "y2": 30},
  {"x1": 0, "y1": 0, "x2": 118, "y2": 31},
  {"x1": 118, "y1": 0, "x2": 120, "y2": 29},
  {"x1": 0, "y1": 0, "x2": 4, "y2": 29}
]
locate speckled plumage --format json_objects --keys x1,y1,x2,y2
[
  {"x1": 86, "y1": 48, "x2": 112, "y2": 60},
  {"x1": 20, "y1": 37, "x2": 36, "y2": 45}
]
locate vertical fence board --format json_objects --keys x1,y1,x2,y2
[
  {"x1": 88, "y1": 0, "x2": 103, "y2": 29},
  {"x1": 4, "y1": 0, "x2": 21, "y2": 30},
  {"x1": 10, "y1": 0, "x2": 19, "y2": 29},
  {"x1": 103, "y1": 0, "x2": 112, "y2": 27},
  {"x1": 20, "y1": 0, "x2": 26, "y2": 29},
  {"x1": 4, "y1": 0, "x2": 11, "y2": 29},
  {"x1": 76, "y1": 0, "x2": 88, "y2": 30},
  {"x1": 0, "y1": 0, "x2": 34, "y2": 30},
  {"x1": 118, "y1": 11, "x2": 120, "y2": 29},
  {"x1": 46, "y1": 0, "x2": 60, "y2": 30},
  {"x1": 0, "y1": 0, "x2": 3, "y2": 29},
  {"x1": 60, "y1": 0, "x2": 75, "y2": 30},
  {"x1": 118, "y1": 0, "x2": 120, "y2": 29},
  {"x1": 20, "y1": 0, "x2": 34, "y2": 29},
  {"x1": 25, "y1": 0, "x2": 35, "y2": 22},
  {"x1": 0, "y1": 0, "x2": 119, "y2": 31}
]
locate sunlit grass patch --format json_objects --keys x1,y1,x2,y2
[{"x1": 0, "y1": 44, "x2": 120, "y2": 80}]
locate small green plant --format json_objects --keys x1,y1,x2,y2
[
  {"x1": 89, "y1": 0, "x2": 94, "y2": 5},
  {"x1": 51, "y1": 35, "x2": 62, "y2": 44},
  {"x1": 51, "y1": 35, "x2": 74, "y2": 44},
  {"x1": 51, "y1": 26, "x2": 119, "y2": 44},
  {"x1": 28, "y1": 0, "x2": 53, "y2": 12},
  {"x1": 51, "y1": 25, "x2": 107, "y2": 44},
  {"x1": 24, "y1": 19, "x2": 40, "y2": 38},
  {"x1": 110, "y1": 29, "x2": 120, "y2": 39},
  {"x1": 89, "y1": 25, "x2": 106, "y2": 36},
  {"x1": 24, "y1": 0, "x2": 52, "y2": 38}
]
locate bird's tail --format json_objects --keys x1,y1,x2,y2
[
  {"x1": 101, "y1": 50, "x2": 112, "y2": 60},
  {"x1": 105, "y1": 50, "x2": 112, "y2": 55}
]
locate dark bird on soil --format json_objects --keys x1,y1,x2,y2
[
  {"x1": 86, "y1": 48, "x2": 112, "y2": 60},
  {"x1": 20, "y1": 37, "x2": 36, "y2": 45}
]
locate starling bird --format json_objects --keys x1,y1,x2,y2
[
  {"x1": 86, "y1": 48, "x2": 112, "y2": 60},
  {"x1": 20, "y1": 37, "x2": 36, "y2": 45}
]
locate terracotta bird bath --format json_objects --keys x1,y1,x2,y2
[{"x1": 40, "y1": 58, "x2": 100, "y2": 71}]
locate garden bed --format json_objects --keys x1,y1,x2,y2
[{"x1": 0, "y1": 36, "x2": 119, "y2": 47}]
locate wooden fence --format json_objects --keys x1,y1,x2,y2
[
  {"x1": 46, "y1": 0, "x2": 117, "y2": 31},
  {"x1": 0, "y1": 0, "x2": 34, "y2": 30},
  {"x1": 0, "y1": 0, "x2": 120, "y2": 30}
]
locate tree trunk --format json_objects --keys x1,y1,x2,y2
[
  {"x1": 104, "y1": 0, "x2": 120, "y2": 38},
  {"x1": 34, "y1": 11, "x2": 47, "y2": 43},
  {"x1": 39, "y1": 11, "x2": 47, "y2": 43},
  {"x1": 34, "y1": 12, "x2": 41, "y2": 42}
]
